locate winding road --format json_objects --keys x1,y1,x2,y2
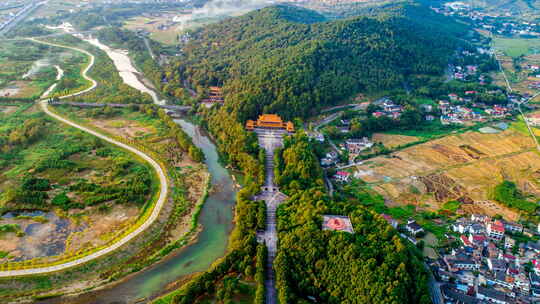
[
  {"x1": 28, "y1": 37, "x2": 98, "y2": 99},
  {"x1": 0, "y1": 38, "x2": 169, "y2": 277}
]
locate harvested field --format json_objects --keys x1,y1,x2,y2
[
  {"x1": 354, "y1": 129, "x2": 537, "y2": 220},
  {"x1": 372, "y1": 133, "x2": 420, "y2": 149}
]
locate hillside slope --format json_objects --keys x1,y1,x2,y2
[{"x1": 164, "y1": 4, "x2": 468, "y2": 121}]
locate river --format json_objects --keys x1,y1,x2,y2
[
  {"x1": 44, "y1": 119, "x2": 236, "y2": 304},
  {"x1": 82, "y1": 37, "x2": 166, "y2": 105},
  {"x1": 39, "y1": 34, "x2": 236, "y2": 303}
]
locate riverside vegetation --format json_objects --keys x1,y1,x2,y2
[
  {"x1": 154, "y1": 3, "x2": 453, "y2": 303},
  {"x1": 0, "y1": 103, "x2": 155, "y2": 262}
]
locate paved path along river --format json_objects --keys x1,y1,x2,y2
[
  {"x1": 9, "y1": 35, "x2": 237, "y2": 304},
  {"x1": 0, "y1": 38, "x2": 169, "y2": 277}
]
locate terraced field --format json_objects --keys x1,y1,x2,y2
[{"x1": 355, "y1": 128, "x2": 539, "y2": 220}]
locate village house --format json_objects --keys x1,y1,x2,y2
[
  {"x1": 469, "y1": 234, "x2": 487, "y2": 247},
  {"x1": 460, "y1": 235, "x2": 473, "y2": 247},
  {"x1": 345, "y1": 138, "x2": 373, "y2": 154},
  {"x1": 487, "y1": 258, "x2": 507, "y2": 272},
  {"x1": 471, "y1": 214, "x2": 489, "y2": 223},
  {"x1": 476, "y1": 286, "x2": 508, "y2": 304},
  {"x1": 405, "y1": 219, "x2": 424, "y2": 236},
  {"x1": 505, "y1": 237, "x2": 516, "y2": 249},
  {"x1": 420, "y1": 104, "x2": 433, "y2": 112},
  {"x1": 455, "y1": 271, "x2": 475, "y2": 285},
  {"x1": 334, "y1": 171, "x2": 350, "y2": 183},
  {"x1": 487, "y1": 220, "x2": 505, "y2": 240},
  {"x1": 526, "y1": 113, "x2": 540, "y2": 127},
  {"x1": 515, "y1": 273, "x2": 531, "y2": 295},
  {"x1": 445, "y1": 257, "x2": 479, "y2": 272},
  {"x1": 470, "y1": 223, "x2": 485, "y2": 234},
  {"x1": 452, "y1": 219, "x2": 471, "y2": 234},
  {"x1": 488, "y1": 242, "x2": 500, "y2": 258}
]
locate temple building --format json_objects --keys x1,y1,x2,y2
[
  {"x1": 246, "y1": 114, "x2": 294, "y2": 132},
  {"x1": 246, "y1": 114, "x2": 294, "y2": 133}
]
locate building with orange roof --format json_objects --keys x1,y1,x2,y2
[{"x1": 246, "y1": 114, "x2": 294, "y2": 132}]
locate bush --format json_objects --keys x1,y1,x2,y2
[{"x1": 493, "y1": 181, "x2": 538, "y2": 214}]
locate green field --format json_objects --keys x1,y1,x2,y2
[
  {"x1": 0, "y1": 39, "x2": 90, "y2": 100},
  {"x1": 0, "y1": 103, "x2": 155, "y2": 213},
  {"x1": 493, "y1": 37, "x2": 540, "y2": 58}
]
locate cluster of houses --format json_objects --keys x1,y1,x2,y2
[
  {"x1": 321, "y1": 150, "x2": 339, "y2": 167},
  {"x1": 371, "y1": 98, "x2": 404, "y2": 120},
  {"x1": 440, "y1": 98, "x2": 512, "y2": 125},
  {"x1": 451, "y1": 64, "x2": 481, "y2": 82},
  {"x1": 432, "y1": 2, "x2": 540, "y2": 37},
  {"x1": 430, "y1": 214, "x2": 540, "y2": 303}
]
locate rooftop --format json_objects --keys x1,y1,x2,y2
[{"x1": 322, "y1": 215, "x2": 354, "y2": 234}]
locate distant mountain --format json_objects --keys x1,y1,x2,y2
[{"x1": 164, "y1": 3, "x2": 468, "y2": 121}]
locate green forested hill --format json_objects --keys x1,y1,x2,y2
[{"x1": 164, "y1": 4, "x2": 468, "y2": 121}]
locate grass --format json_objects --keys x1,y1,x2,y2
[
  {"x1": 0, "y1": 102, "x2": 155, "y2": 214},
  {"x1": 510, "y1": 115, "x2": 530, "y2": 136},
  {"x1": 493, "y1": 36, "x2": 540, "y2": 58},
  {"x1": 441, "y1": 200, "x2": 461, "y2": 214},
  {"x1": 0, "y1": 39, "x2": 89, "y2": 100},
  {"x1": 386, "y1": 120, "x2": 463, "y2": 140}
]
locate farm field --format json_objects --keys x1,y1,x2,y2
[
  {"x1": 491, "y1": 51, "x2": 540, "y2": 97},
  {"x1": 123, "y1": 15, "x2": 183, "y2": 45},
  {"x1": 493, "y1": 37, "x2": 540, "y2": 58},
  {"x1": 354, "y1": 127, "x2": 540, "y2": 221},
  {"x1": 0, "y1": 103, "x2": 157, "y2": 263}
]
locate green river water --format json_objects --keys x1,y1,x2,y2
[{"x1": 45, "y1": 118, "x2": 237, "y2": 304}]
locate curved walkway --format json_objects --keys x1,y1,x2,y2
[
  {"x1": 27, "y1": 37, "x2": 97, "y2": 99},
  {"x1": 0, "y1": 39, "x2": 169, "y2": 277}
]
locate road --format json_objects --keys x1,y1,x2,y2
[
  {"x1": 142, "y1": 36, "x2": 156, "y2": 60},
  {"x1": 0, "y1": 1, "x2": 45, "y2": 36},
  {"x1": 0, "y1": 36, "x2": 169, "y2": 277},
  {"x1": 491, "y1": 31, "x2": 540, "y2": 152}
]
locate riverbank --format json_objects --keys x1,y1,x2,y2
[{"x1": 80, "y1": 36, "x2": 166, "y2": 105}]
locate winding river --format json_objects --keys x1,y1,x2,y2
[
  {"x1": 82, "y1": 36, "x2": 166, "y2": 105},
  {"x1": 53, "y1": 119, "x2": 237, "y2": 304},
  {"x1": 39, "y1": 34, "x2": 237, "y2": 303}
]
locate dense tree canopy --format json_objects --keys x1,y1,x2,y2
[
  {"x1": 165, "y1": 4, "x2": 467, "y2": 121},
  {"x1": 273, "y1": 133, "x2": 430, "y2": 303}
]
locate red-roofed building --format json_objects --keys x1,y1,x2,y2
[
  {"x1": 461, "y1": 235, "x2": 473, "y2": 247},
  {"x1": 469, "y1": 234, "x2": 487, "y2": 246},
  {"x1": 334, "y1": 171, "x2": 350, "y2": 183},
  {"x1": 372, "y1": 111, "x2": 384, "y2": 118},
  {"x1": 487, "y1": 220, "x2": 505, "y2": 239},
  {"x1": 532, "y1": 259, "x2": 540, "y2": 275}
]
